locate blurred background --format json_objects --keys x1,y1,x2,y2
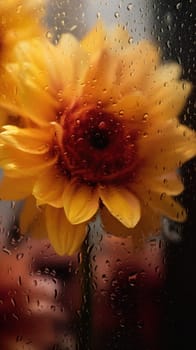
[{"x1": 0, "y1": 1, "x2": 195, "y2": 349}]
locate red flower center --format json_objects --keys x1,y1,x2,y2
[{"x1": 57, "y1": 103, "x2": 140, "y2": 185}]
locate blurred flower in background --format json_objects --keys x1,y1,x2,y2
[
  {"x1": 0, "y1": 0, "x2": 47, "y2": 127},
  {"x1": 0, "y1": 0, "x2": 46, "y2": 62}
]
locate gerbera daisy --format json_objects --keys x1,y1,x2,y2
[{"x1": 0, "y1": 22, "x2": 195, "y2": 255}]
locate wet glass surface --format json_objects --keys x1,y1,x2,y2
[{"x1": 0, "y1": 1, "x2": 195, "y2": 349}]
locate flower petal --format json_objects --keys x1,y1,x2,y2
[
  {"x1": 20, "y1": 196, "x2": 47, "y2": 239},
  {"x1": 140, "y1": 124, "x2": 196, "y2": 173},
  {"x1": 141, "y1": 172, "x2": 184, "y2": 196},
  {"x1": 99, "y1": 186, "x2": 141, "y2": 228},
  {"x1": 45, "y1": 206, "x2": 86, "y2": 255},
  {"x1": 109, "y1": 25, "x2": 131, "y2": 51},
  {"x1": 1, "y1": 39, "x2": 59, "y2": 126},
  {"x1": 100, "y1": 203, "x2": 160, "y2": 247},
  {"x1": 116, "y1": 40, "x2": 160, "y2": 93},
  {"x1": 106, "y1": 91, "x2": 147, "y2": 123},
  {"x1": 0, "y1": 175, "x2": 34, "y2": 200},
  {"x1": 0, "y1": 125, "x2": 53, "y2": 154},
  {"x1": 147, "y1": 79, "x2": 192, "y2": 124},
  {"x1": 33, "y1": 166, "x2": 66, "y2": 208},
  {"x1": 57, "y1": 33, "x2": 88, "y2": 101},
  {"x1": 82, "y1": 49, "x2": 120, "y2": 104},
  {"x1": 81, "y1": 20, "x2": 106, "y2": 54},
  {"x1": 0, "y1": 143, "x2": 56, "y2": 177},
  {"x1": 147, "y1": 63, "x2": 182, "y2": 85},
  {"x1": 140, "y1": 190, "x2": 187, "y2": 222},
  {"x1": 63, "y1": 181, "x2": 99, "y2": 224},
  {"x1": 100, "y1": 206, "x2": 133, "y2": 238}
]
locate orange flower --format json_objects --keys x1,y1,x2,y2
[{"x1": 0, "y1": 22, "x2": 195, "y2": 255}]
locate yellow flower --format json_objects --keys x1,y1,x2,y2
[
  {"x1": 0, "y1": 0, "x2": 47, "y2": 128},
  {"x1": 0, "y1": 22, "x2": 195, "y2": 255},
  {"x1": 0, "y1": 0, "x2": 46, "y2": 62}
]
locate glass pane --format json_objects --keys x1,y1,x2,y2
[{"x1": 0, "y1": 1, "x2": 195, "y2": 349}]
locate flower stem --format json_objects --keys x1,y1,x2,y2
[{"x1": 77, "y1": 226, "x2": 92, "y2": 349}]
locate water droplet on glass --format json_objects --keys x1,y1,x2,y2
[
  {"x1": 11, "y1": 201, "x2": 15, "y2": 209},
  {"x1": 128, "y1": 272, "x2": 137, "y2": 286},
  {"x1": 98, "y1": 121, "x2": 106, "y2": 130},
  {"x1": 2, "y1": 247, "x2": 11, "y2": 255},
  {"x1": 176, "y1": 2, "x2": 182, "y2": 10},
  {"x1": 16, "y1": 253, "x2": 24, "y2": 260},
  {"x1": 160, "y1": 192, "x2": 166, "y2": 200},
  {"x1": 142, "y1": 113, "x2": 149, "y2": 122},
  {"x1": 70, "y1": 25, "x2": 77, "y2": 32},
  {"x1": 11, "y1": 297, "x2": 16, "y2": 307},
  {"x1": 164, "y1": 12, "x2": 173, "y2": 24},
  {"x1": 137, "y1": 320, "x2": 144, "y2": 329},
  {"x1": 16, "y1": 5, "x2": 22, "y2": 14},
  {"x1": 46, "y1": 31, "x2": 52, "y2": 39},
  {"x1": 12, "y1": 313, "x2": 19, "y2": 321},
  {"x1": 127, "y1": 3, "x2": 133, "y2": 11},
  {"x1": 18, "y1": 276, "x2": 22, "y2": 286},
  {"x1": 114, "y1": 12, "x2": 120, "y2": 18}
]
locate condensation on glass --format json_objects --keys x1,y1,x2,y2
[{"x1": 0, "y1": 1, "x2": 195, "y2": 349}]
